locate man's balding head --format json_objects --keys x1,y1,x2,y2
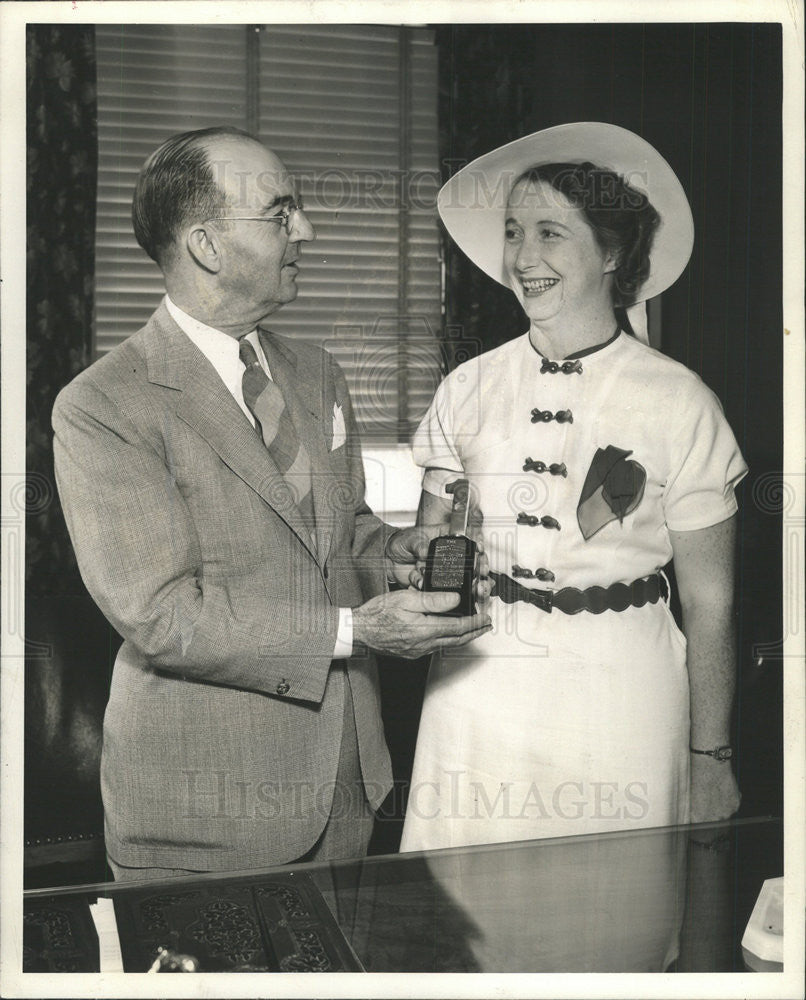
[{"x1": 132, "y1": 126, "x2": 256, "y2": 269}]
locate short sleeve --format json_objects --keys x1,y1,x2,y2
[
  {"x1": 412, "y1": 374, "x2": 465, "y2": 497},
  {"x1": 663, "y1": 378, "x2": 748, "y2": 531}
]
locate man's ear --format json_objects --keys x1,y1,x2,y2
[
  {"x1": 602, "y1": 250, "x2": 619, "y2": 275},
  {"x1": 186, "y1": 224, "x2": 222, "y2": 274}
]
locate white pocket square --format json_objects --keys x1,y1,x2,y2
[{"x1": 331, "y1": 402, "x2": 346, "y2": 450}]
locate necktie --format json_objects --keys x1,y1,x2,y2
[{"x1": 239, "y1": 337, "x2": 316, "y2": 544}]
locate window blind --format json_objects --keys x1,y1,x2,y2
[
  {"x1": 94, "y1": 24, "x2": 442, "y2": 442},
  {"x1": 94, "y1": 25, "x2": 249, "y2": 355},
  {"x1": 258, "y1": 24, "x2": 442, "y2": 441}
]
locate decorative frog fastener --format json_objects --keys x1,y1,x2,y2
[
  {"x1": 530, "y1": 408, "x2": 574, "y2": 424},
  {"x1": 512, "y1": 565, "x2": 556, "y2": 582},
  {"x1": 540, "y1": 359, "x2": 583, "y2": 375},
  {"x1": 523, "y1": 458, "x2": 568, "y2": 477},
  {"x1": 516, "y1": 512, "x2": 561, "y2": 530}
]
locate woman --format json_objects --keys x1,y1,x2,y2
[{"x1": 401, "y1": 123, "x2": 747, "y2": 852}]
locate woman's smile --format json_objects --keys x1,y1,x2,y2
[{"x1": 519, "y1": 276, "x2": 560, "y2": 296}]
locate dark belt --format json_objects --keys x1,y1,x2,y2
[{"x1": 489, "y1": 571, "x2": 665, "y2": 615}]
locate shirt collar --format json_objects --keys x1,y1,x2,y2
[
  {"x1": 164, "y1": 295, "x2": 270, "y2": 374},
  {"x1": 565, "y1": 326, "x2": 624, "y2": 360},
  {"x1": 527, "y1": 326, "x2": 625, "y2": 363}
]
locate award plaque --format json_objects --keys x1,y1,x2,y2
[{"x1": 423, "y1": 478, "x2": 479, "y2": 616}]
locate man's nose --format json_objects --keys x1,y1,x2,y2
[{"x1": 290, "y1": 208, "x2": 315, "y2": 243}]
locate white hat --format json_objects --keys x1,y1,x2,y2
[{"x1": 437, "y1": 122, "x2": 694, "y2": 305}]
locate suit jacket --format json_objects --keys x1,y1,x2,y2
[{"x1": 52, "y1": 302, "x2": 393, "y2": 870}]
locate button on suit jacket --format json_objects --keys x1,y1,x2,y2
[{"x1": 52, "y1": 303, "x2": 393, "y2": 870}]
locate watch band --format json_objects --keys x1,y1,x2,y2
[
  {"x1": 690, "y1": 745, "x2": 734, "y2": 761},
  {"x1": 689, "y1": 832, "x2": 732, "y2": 853}
]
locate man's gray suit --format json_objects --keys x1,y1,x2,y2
[{"x1": 53, "y1": 302, "x2": 393, "y2": 870}]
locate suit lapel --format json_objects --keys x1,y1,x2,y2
[
  {"x1": 142, "y1": 305, "x2": 318, "y2": 561},
  {"x1": 258, "y1": 328, "x2": 335, "y2": 565}
]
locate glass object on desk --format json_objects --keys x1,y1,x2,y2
[{"x1": 423, "y1": 478, "x2": 480, "y2": 616}]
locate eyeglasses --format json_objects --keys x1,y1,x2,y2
[{"x1": 204, "y1": 199, "x2": 305, "y2": 234}]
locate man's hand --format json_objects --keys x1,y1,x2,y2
[
  {"x1": 351, "y1": 589, "x2": 492, "y2": 659},
  {"x1": 689, "y1": 754, "x2": 741, "y2": 823},
  {"x1": 384, "y1": 525, "x2": 435, "y2": 588}
]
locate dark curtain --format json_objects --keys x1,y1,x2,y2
[
  {"x1": 26, "y1": 24, "x2": 97, "y2": 598},
  {"x1": 436, "y1": 27, "x2": 539, "y2": 359},
  {"x1": 433, "y1": 23, "x2": 783, "y2": 817},
  {"x1": 25, "y1": 26, "x2": 112, "y2": 871}
]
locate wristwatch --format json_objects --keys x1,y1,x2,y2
[{"x1": 690, "y1": 744, "x2": 734, "y2": 761}]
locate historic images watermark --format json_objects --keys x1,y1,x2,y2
[
  {"x1": 206, "y1": 162, "x2": 442, "y2": 213},
  {"x1": 180, "y1": 770, "x2": 650, "y2": 826},
  {"x1": 440, "y1": 164, "x2": 653, "y2": 211},
  {"x1": 204, "y1": 161, "x2": 652, "y2": 214}
]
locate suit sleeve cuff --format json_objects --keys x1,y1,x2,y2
[{"x1": 333, "y1": 607, "x2": 354, "y2": 659}]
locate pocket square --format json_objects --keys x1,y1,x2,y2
[
  {"x1": 577, "y1": 445, "x2": 646, "y2": 540},
  {"x1": 331, "y1": 402, "x2": 346, "y2": 450}
]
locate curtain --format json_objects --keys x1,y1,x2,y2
[
  {"x1": 24, "y1": 28, "x2": 111, "y2": 862},
  {"x1": 26, "y1": 25, "x2": 98, "y2": 597},
  {"x1": 436, "y1": 26, "x2": 531, "y2": 363}
]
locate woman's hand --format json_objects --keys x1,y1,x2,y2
[
  {"x1": 410, "y1": 487, "x2": 492, "y2": 602},
  {"x1": 474, "y1": 549, "x2": 493, "y2": 602},
  {"x1": 689, "y1": 753, "x2": 741, "y2": 823},
  {"x1": 670, "y1": 515, "x2": 741, "y2": 823}
]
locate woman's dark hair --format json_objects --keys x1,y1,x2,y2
[
  {"x1": 514, "y1": 162, "x2": 660, "y2": 307},
  {"x1": 132, "y1": 125, "x2": 255, "y2": 267}
]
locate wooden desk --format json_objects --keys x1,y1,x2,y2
[{"x1": 23, "y1": 817, "x2": 782, "y2": 973}]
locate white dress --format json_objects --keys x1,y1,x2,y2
[{"x1": 400, "y1": 331, "x2": 747, "y2": 851}]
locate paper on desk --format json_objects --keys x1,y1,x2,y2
[{"x1": 89, "y1": 896, "x2": 124, "y2": 972}]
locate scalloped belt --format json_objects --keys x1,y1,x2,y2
[{"x1": 488, "y1": 571, "x2": 665, "y2": 615}]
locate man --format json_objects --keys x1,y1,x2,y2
[{"x1": 53, "y1": 126, "x2": 490, "y2": 880}]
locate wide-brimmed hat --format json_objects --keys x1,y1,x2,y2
[{"x1": 438, "y1": 122, "x2": 694, "y2": 304}]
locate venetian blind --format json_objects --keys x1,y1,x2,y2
[
  {"x1": 94, "y1": 25, "x2": 249, "y2": 354},
  {"x1": 257, "y1": 25, "x2": 442, "y2": 441},
  {"x1": 94, "y1": 24, "x2": 442, "y2": 442}
]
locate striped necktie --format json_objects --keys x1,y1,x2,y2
[{"x1": 239, "y1": 337, "x2": 316, "y2": 543}]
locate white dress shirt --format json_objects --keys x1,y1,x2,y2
[{"x1": 165, "y1": 295, "x2": 353, "y2": 657}]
